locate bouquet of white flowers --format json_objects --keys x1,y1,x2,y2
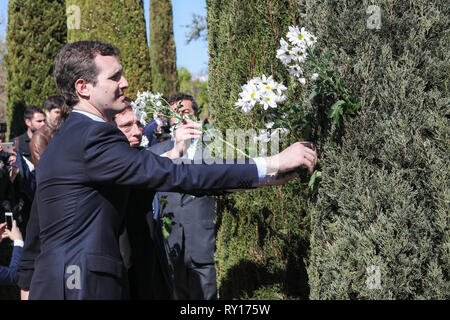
[{"x1": 233, "y1": 25, "x2": 361, "y2": 189}]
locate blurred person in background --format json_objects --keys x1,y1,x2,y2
[
  {"x1": 30, "y1": 95, "x2": 70, "y2": 168},
  {"x1": 0, "y1": 220, "x2": 24, "y2": 285}
]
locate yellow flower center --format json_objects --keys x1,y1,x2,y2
[
  {"x1": 266, "y1": 86, "x2": 271, "y2": 90},
  {"x1": 298, "y1": 34, "x2": 303, "y2": 40},
  {"x1": 251, "y1": 92, "x2": 256, "y2": 98}
]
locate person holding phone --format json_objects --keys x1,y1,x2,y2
[{"x1": 0, "y1": 220, "x2": 24, "y2": 285}]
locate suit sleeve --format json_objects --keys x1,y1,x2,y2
[
  {"x1": 17, "y1": 198, "x2": 40, "y2": 289},
  {"x1": 83, "y1": 123, "x2": 259, "y2": 193},
  {"x1": 0, "y1": 245, "x2": 22, "y2": 285}
]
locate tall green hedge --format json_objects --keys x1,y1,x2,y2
[
  {"x1": 305, "y1": 0, "x2": 449, "y2": 299},
  {"x1": 207, "y1": 0, "x2": 311, "y2": 299},
  {"x1": 207, "y1": 0, "x2": 449, "y2": 299},
  {"x1": 5, "y1": 0, "x2": 66, "y2": 139},
  {"x1": 149, "y1": 0, "x2": 178, "y2": 96},
  {"x1": 66, "y1": 0, "x2": 151, "y2": 99}
]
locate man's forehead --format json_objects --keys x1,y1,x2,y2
[
  {"x1": 116, "y1": 108, "x2": 137, "y2": 122},
  {"x1": 94, "y1": 54, "x2": 122, "y2": 73},
  {"x1": 32, "y1": 112, "x2": 45, "y2": 119},
  {"x1": 171, "y1": 99, "x2": 192, "y2": 108}
]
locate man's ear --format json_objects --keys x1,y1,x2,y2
[
  {"x1": 25, "y1": 118, "x2": 31, "y2": 127},
  {"x1": 74, "y1": 79, "x2": 91, "y2": 100}
]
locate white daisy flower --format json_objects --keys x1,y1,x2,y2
[
  {"x1": 140, "y1": 135, "x2": 149, "y2": 148},
  {"x1": 265, "y1": 121, "x2": 274, "y2": 129}
]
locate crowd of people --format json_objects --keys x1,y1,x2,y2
[{"x1": 0, "y1": 40, "x2": 317, "y2": 300}]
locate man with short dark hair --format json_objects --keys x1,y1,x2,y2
[
  {"x1": 167, "y1": 93, "x2": 199, "y2": 114},
  {"x1": 9, "y1": 106, "x2": 44, "y2": 239},
  {"x1": 151, "y1": 93, "x2": 218, "y2": 299},
  {"x1": 12, "y1": 106, "x2": 45, "y2": 166},
  {"x1": 22, "y1": 40, "x2": 317, "y2": 300}
]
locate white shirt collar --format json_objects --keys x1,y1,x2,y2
[{"x1": 72, "y1": 110, "x2": 106, "y2": 123}]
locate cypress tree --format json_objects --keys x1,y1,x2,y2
[
  {"x1": 0, "y1": 31, "x2": 6, "y2": 121},
  {"x1": 5, "y1": 0, "x2": 66, "y2": 139},
  {"x1": 149, "y1": 0, "x2": 178, "y2": 96},
  {"x1": 66, "y1": 0, "x2": 151, "y2": 99},
  {"x1": 207, "y1": 0, "x2": 311, "y2": 299},
  {"x1": 304, "y1": 0, "x2": 449, "y2": 299},
  {"x1": 207, "y1": 0, "x2": 449, "y2": 299}
]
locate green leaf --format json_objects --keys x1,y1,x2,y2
[
  {"x1": 353, "y1": 101, "x2": 361, "y2": 112},
  {"x1": 308, "y1": 170, "x2": 322, "y2": 190},
  {"x1": 328, "y1": 100, "x2": 345, "y2": 124},
  {"x1": 158, "y1": 197, "x2": 169, "y2": 205},
  {"x1": 161, "y1": 216, "x2": 173, "y2": 241},
  {"x1": 309, "y1": 89, "x2": 318, "y2": 101}
]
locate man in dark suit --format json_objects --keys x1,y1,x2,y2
[
  {"x1": 150, "y1": 93, "x2": 219, "y2": 299},
  {"x1": 22, "y1": 40, "x2": 317, "y2": 300},
  {"x1": 113, "y1": 103, "x2": 173, "y2": 299},
  {"x1": 11, "y1": 106, "x2": 45, "y2": 166}
]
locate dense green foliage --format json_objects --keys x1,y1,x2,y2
[
  {"x1": 66, "y1": 0, "x2": 151, "y2": 99},
  {"x1": 207, "y1": 0, "x2": 449, "y2": 299},
  {"x1": 207, "y1": 0, "x2": 312, "y2": 299},
  {"x1": 149, "y1": 0, "x2": 178, "y2": 96},
  {"x1": 0, "y1": 34, "x2": 6, "y2": 122},
  {"x1": 5, "y1": 0, "x2": 66, "y2": 139},
  {"x1": 305, "y1": 0, "x2": 449, "y2": 299}
]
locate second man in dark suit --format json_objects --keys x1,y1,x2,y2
[{"x1": 150, "y1": 93, "x2": 218, "y2": 299}]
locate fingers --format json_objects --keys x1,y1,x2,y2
[
  {"x1": 284, "y1": 141, "x2": 318, "y2": 175},
  {"x1": 180, "y1": 119, "x2": 202, "y2": 128},
  {"x1": 0, "y1": 222, "x2": 6, "y2": 234},
  {"x1": 299, "y1": 142, "x2": 317, "y2": 167},
  {"x1": 176, "y1": 129, "x2": 202, "y2": 140},
  {"x1": 174, "y1": 122, "x2": 202, "y2": 143},
  {"x1": 300, "y1": 141, "x2": 316, "y2": 151}
]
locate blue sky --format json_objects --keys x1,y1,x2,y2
[{"x1": 0, "y1": 0, "x2": 208, "y2": 76}]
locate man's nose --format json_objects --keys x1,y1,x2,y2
[
  {"x1": 131, "y1": 123, "x2": 142, "y2": 136},
  {"x1": 120, "y1": 75, "x2": 129, "y2": 89}
]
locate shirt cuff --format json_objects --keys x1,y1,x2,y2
[
  {"x1": 14, "y1": 240, "x2": 24, "y2": 247},
  {"x1": 252, "y1": 157, "x2": 267, "y2": 180},
  {"x1": 160, "y1": 152, "x2": 169, "y2": 158}
]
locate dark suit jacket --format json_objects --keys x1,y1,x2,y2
[
  {"x1": 150, "y1": 139, "x2": 216, "y2": 265},
  {"x1": 0, "y1": 244, "x2": 22, "y2": 285},
  {"x1": 25, "y1": 112, "x2": 258, "y2": 300},
  {"x1": 125, "y1": 186, "x2": 173, "y2": 300}
]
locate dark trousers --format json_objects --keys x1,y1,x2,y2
[{"x1": 172, "y1": 236, "x2": 217, "y2": 300}]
